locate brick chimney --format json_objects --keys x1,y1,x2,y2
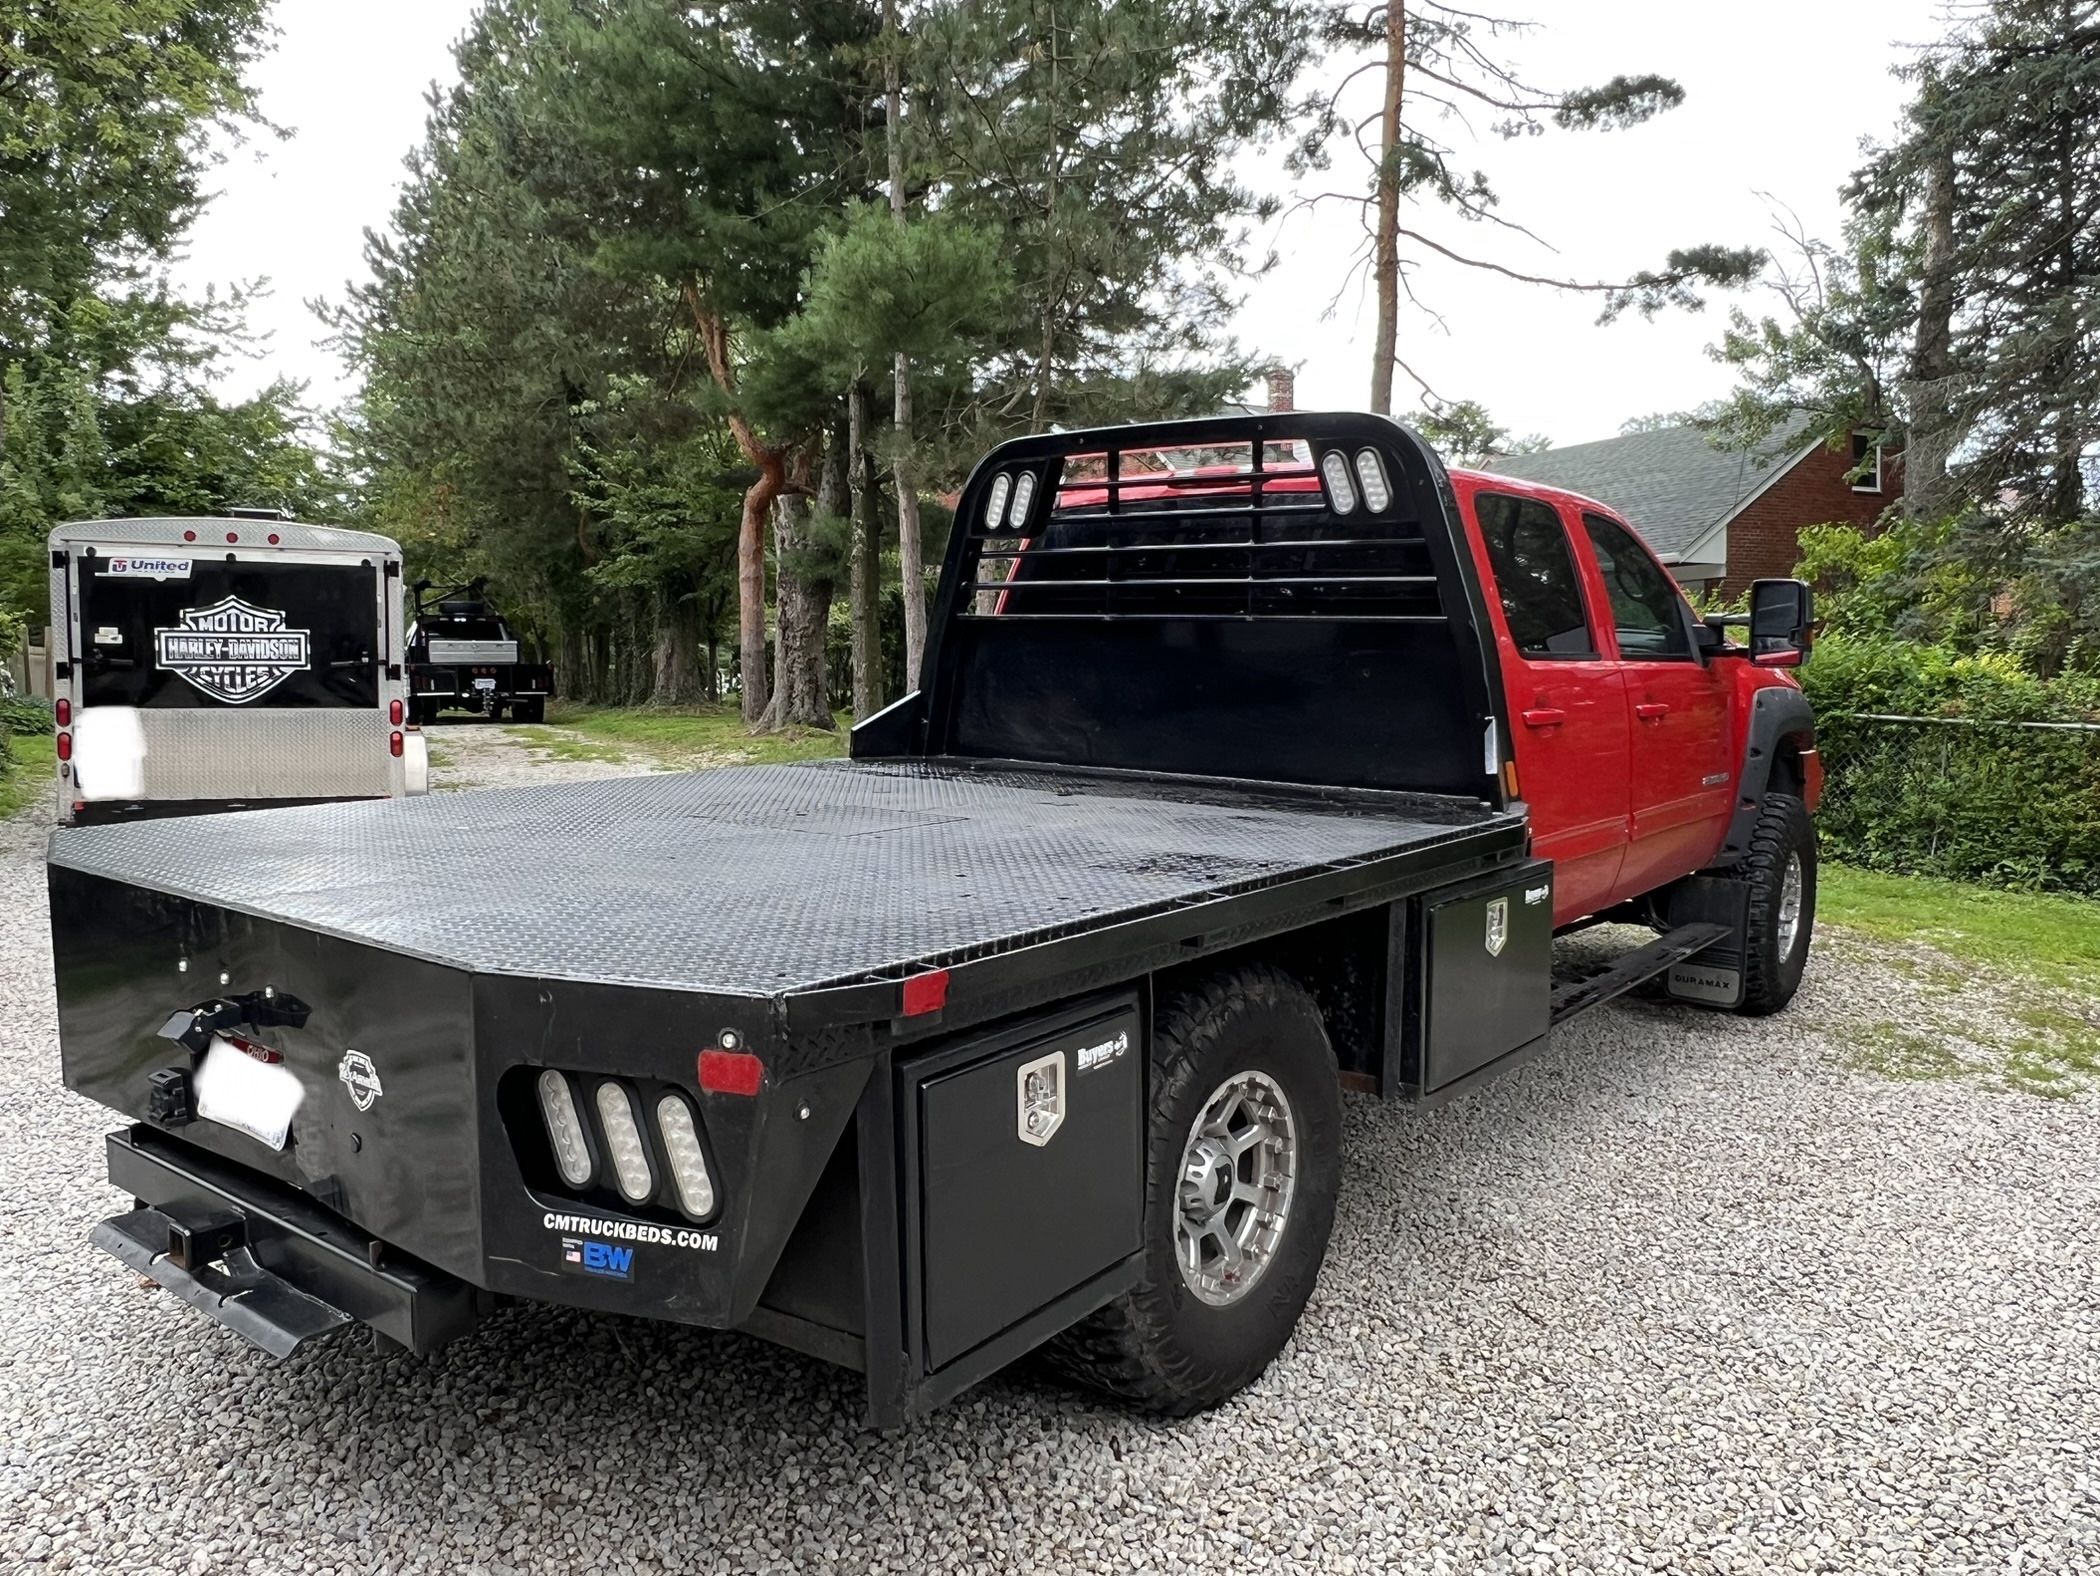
[{"x1": 1265, "y1": 366, "x2": 1295, "y2": 413}]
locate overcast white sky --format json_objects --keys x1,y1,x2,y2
[{"x1": 177, "y1": 0, "x2": 1947, "y2": 450}]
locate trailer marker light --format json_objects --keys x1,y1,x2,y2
[
  {"x1": 1319, "y1": 451, "x2": 1358, "y2": 513},
  {"x1": 55, "y1": 698, "x2": 70, "y2": 726},
  {"x1": 698, "y1": 1049, "x2": 764, "y2": 1096},
  {"x1": 226, "y1": 531, "x2": 239, "y2": 543},
  {"x1": 389, "y1": 699, "x2": 403, "y2": 725},
  {"x1": 1009, "y1": 471, "x2": 1038, "y2": 529},
  {"x1": 267, "y1": 533, "x2": 281, "y2": 545},
  {"x1": 537, "y1": 1070, "x2": 593, "y2": 1187},
  {"x1": 901, "y1": 968, "x2": 950, "y2": 1017},
  {"x1": 654, "y1": 1095, "x2": 716, "y2": 1219},
  {"x1": 182, "y1": 530, "x2": 197, "y2": 542},
  {"x1": 56, "y1": 732, "x2": 71, "y2": 761},
  {"x1": 984, "y1": 472, "x2": 1012, "y2": 532},
  {"x1": 1353, "y1": 449, "x2": 1392, "y2": 512},
  {"x1": 594, "y1": 1081, "x2": 654, "y2": 1202},
  {"x1": 389, "y1": 730, "x2": 404, "y2": 757}
]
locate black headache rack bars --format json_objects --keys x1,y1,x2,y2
[{"x1": 876, "y1": 412, "x2": 1513, "y2": 806}]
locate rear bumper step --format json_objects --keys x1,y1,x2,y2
[{"x1": 97, "y1": 1127, "x2": 483, "y2": 1358}]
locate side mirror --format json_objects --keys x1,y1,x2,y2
[{"x1": 1748, "y1": 578, "x2": 1813, "y2": 668}]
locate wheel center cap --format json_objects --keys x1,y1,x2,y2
[{"x1": 1180, "y1": 1139, "x2": 1235, "y2": 1222}]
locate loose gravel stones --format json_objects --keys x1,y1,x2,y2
[{"x1": 2, "y1": 741, "x2": 2096, "y2": 1573}]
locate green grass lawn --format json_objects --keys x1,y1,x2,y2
[
  {"x1": 539, "y1": 702, "x2": 849, "y2": 767},
  {"x1": 1818, "y1": 863, "x2": 2100, "y2": 999},
  {"x1": 0, "y1": 733, "x2": 56, "y2": 820}
]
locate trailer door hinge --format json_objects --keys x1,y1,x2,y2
[{"x1": 51, "y1": 549, "x2": 68, "y2": 569}]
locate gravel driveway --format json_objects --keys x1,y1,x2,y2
[{"x1": 4, "y1": 734, "x2": 2097, "y2": 1574}]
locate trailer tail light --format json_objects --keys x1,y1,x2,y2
[
  {"x1": 389, "y1": 699, "x2": 403, "y2": 725},
  {"x1": 389, "y1": 731, "x2": 404, "y2": 757},
  {"x1": 594, "y1": 1082, "x2": 654, "y2": 1202},
  {"x1": 654, "y1": 1094, "x2": 716, "y2": 1219},
  {"x1": 55, "y1": 698, "x2": 70, "y2": 726},
  {"x1": 698, "y1": 1048, "x2": 763, "y2": 1096},
  {"x1": 1318, "y1": 450, "x2": 1358, "y2": 513},
  {"x1": 537, "y1": 1070, "x2": 594, "y2": 1187},
  {"x1": 56, "y1": 732, "x2": 72, "y2": 762},
  {"x1": 1353, "y1": 449, "x2": 1392, "y2": 512}
]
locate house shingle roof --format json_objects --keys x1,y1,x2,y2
[{"x1": 1478, "y1": 421, "x2": 1810, "y2": 560}]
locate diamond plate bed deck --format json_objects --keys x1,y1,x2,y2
[{"x1": 46, "y1": 759, "x2": 1519, "y2": 995}]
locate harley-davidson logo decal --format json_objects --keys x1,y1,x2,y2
[{"x1": 154, "y1": 596, "x2": 311, "y2": 704}]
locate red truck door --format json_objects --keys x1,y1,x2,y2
[
  {"x1": 1464, "y1": 485, "x2": 1630, "y2": 923},
  {"x1": 1575, "y1": 510, "x2": 1734, "y2": 895}
]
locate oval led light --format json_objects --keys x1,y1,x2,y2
[
  {"x1": 594, "y1": 1081, "x2": 654, "y2": 1203},
  {"x1": 983, "y1": 471, "x2": 1012, "y2": 533},
  {"x1": 1319, "y1": 450, "x2": 1359, "y2": 513},
  {"x1": 1008, "y1": 471, "x2": 1037, "y2": 530},
  {"x1": 654, "y1": 1094, "x2": 716, "y2": 1220},
  {"x1": 1354, "y1": 448, "x2": 1393, "y2": 512},
  {"x1": 537, "y1": 1070, "x2": 593, "y2": 1188}
]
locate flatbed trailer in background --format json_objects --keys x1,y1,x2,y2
[{"x1": 48, "y1": 413, "x2": 1821, "y2": 1426}]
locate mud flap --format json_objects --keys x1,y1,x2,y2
[
  {"x1": 93, "y1": 1206, "x2": 352, "y2": 1359},
  {"x1": 1657, "y1": 876, "x2": 1752, "y2": 1009}
]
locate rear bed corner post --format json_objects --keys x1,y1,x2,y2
[{"x1": 855, "y1": 1050, "x2": 910, "y2": 1431}]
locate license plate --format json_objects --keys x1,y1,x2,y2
[
  {"x1": 473, "y1": 677, "x2": 496, "y2": 690},
  {"x1": 193, "y1": 1035, "x2": 304, "y2": 1151}
]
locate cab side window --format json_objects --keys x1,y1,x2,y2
[
  {"x1": 1473, "y1": 491, "x2": 1595, "y2": 659},
  {"x1": 1581, "y1": 512, "x2": 1693, "y2": 660}
]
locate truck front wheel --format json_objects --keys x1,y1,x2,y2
[
  {"x1": 1729, "y1": 792, "x2": 1816, "y2": 1016},
  {"x1": 1045, "y1": 964, "x2": 1341, "y2": 1415}
]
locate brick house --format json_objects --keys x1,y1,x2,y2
[{"x1": 1481, "y1": 422, "x2": 1899, "y2": 596}]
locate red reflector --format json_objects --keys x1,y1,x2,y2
[
  {"x1": 698, "y1": 1049, "x2": 764, "y2": 1096},
  {"x1": 55, "y1": 698, "x2": 71, "y2": 726},
  {"x1": 56, "y1": 732, "x2": 71, "y2": 761},
  {"x1": 389, "y1": 699, "x2": 403, "y2": 725},
  {"x1": 389, "y1": 730, "x2": 404, "y2": 757},
  {"x1": 901, "y1": 969, "x2": 950, "y2": 1016}
]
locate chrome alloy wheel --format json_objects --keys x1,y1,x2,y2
[
  {"x1": 1777, "y1": 850, "x2": 1805, "y2": 957},
  {"x1": 1173, "y1": 1069, "x2": 1298, "y2": 1307}
]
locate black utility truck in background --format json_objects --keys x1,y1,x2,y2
[
  {"x1": 47, "y1": 414, "x2": 1822, "y2": 1428},
  {"x1": 405, "y1": 579, "x2": 554, "y2": 722}
]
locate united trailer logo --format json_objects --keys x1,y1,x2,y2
[{"x1": 154, "y1": 596, "x2": 311, "y2": 704}]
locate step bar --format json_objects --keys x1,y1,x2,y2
[{"x1": 1549, "y1": 921, "x2": 1731, "y2": 1026}]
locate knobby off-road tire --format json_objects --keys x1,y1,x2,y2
[
  {"x1": 1044, "y1": 964, "x2": 1342, "y2": 1415},
  {"x1": 1728, "y1": 791, "x2": 1816, "y2": 1016}
]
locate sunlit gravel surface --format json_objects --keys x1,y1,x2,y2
[{"x1": 4, "y1": 740, "x2": 2097, "y2": 1573}]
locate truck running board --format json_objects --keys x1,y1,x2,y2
[{"x1": 1549, "y1": 922, "x2": 1730, "y2": 1026}]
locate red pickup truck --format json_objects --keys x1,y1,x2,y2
[{"x1": 50, "y1": 413, "x2": 1820, "y2": 1427}]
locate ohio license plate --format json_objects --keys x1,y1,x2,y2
[{"x1": 193, "y1": 1035, "x2": 304, "y2": 1150}]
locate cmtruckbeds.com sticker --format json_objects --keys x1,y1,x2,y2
[{"x1": 543, "y1": 1211, "x2": 716, "y2": 1252}]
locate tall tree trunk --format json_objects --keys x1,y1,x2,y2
[
  {"x1": 683, "y1": 281, "x2": 782, "y2": 723},
  {"x1": 847, "y1": 379, "x2": 885, "y2": 718},
  {"x1": 885, "y1": 0, "x2": 928, "y2": 689},
  {"x1": 650, "y1": 588, "x2": 704, "y2": 705},
  {"x1": 767, "y1": 462, "x2": 838, "y2": 731},
  {"x1": 1369, "y1": 0, "x2": 1407, "y2": 414},
  {"x1": 1905, "y1": 134, "x2": 1959, "y2": 521}
]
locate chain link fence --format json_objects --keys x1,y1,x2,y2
[{"x1": 1815, "y1": 712, "x2": 2100, "y2": 894}]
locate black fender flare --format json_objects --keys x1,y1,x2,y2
[{"x1": 1714, "y1": 686, "x2": 1817, "y2": 866}]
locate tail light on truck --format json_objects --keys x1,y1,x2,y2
[{"x1": 526, "y1": 1069, "x2": 717, "y2": 1224}]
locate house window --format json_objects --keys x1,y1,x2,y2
[{"x1": 1850, "y1": 433, "x2": 1884, "y2": 494}]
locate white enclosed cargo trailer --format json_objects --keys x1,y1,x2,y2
[{"x1": 47, "y1": 517, "x2": 427, "y2": 823}]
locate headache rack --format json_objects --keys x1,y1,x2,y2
[{"x1": 894, "y1": 412, "x2": 1512, "y2": 803}]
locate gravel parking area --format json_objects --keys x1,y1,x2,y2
[{"x1": 4, "y1": 737, "x2": 2097, "y2": 1573}]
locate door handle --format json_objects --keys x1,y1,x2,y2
[
  {"x1": 1521, "y1": 707, "x2": 1567, "y2": 728},
  {"x1": 1635, "y1": 701, "x2": 1671, "y2": 720}
]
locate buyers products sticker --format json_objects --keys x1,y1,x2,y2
[{"x1": 103, "y1": 556, "x2": 192, "y2": 580}]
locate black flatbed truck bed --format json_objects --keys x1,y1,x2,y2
[{"x1": 48, "y1": 413, "x2": 1789, "y2": 1426}]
